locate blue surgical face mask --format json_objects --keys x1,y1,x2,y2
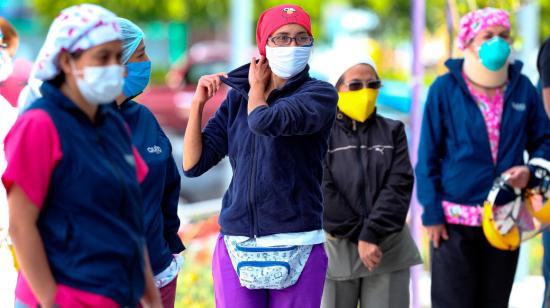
[
  {"x1": 478, "y1": 36, "x2": 511, "y2": 71},
  {"x1": 123, "y1": 61, "x2": 151, "y2": 97}
]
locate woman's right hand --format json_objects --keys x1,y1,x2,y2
[
  {"x1": 426, "y1": 224, "x2": 449, "y2": 248},
  {"x1": 193, "y1": 72, "x2": 227, "y2": 106},
  {"x1": 248, "y1": 56, "x2": 271, "y2": 90},
  {"x1": 358, "y1": 240, "x2": 383, "y2": 271}
]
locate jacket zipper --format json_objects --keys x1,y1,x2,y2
[
  {"x1": 246, "y1": 90, "x2": 281, "y2": 238},
  {"x1": 352, "y1": 121, "x2": 370, "y2": 215},
  {"x1": 96, "y1": 128, "x2": 135, "y2": 306},
  {"x1": 248, "y1": 135, "x2": 258, "y2": 237},
  {"x1": 359, "y1": 147, "x2": 370, "y2": 214}
]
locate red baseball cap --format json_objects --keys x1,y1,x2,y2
[{"x1": 256, "y1": 4, "x2": 312, "y2": 56}]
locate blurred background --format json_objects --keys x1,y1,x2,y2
[{"x1": 1, "y1": 0, "x2": 549, "y2": 307}]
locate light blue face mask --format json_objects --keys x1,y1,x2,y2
[
  {"x1": 478, "y1": 36, "x2": 511, "y2": 71},
  {"x1": 123, "y1": 61, "x2": 151, "y2": 97}
]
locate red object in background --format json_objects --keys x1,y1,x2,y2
[
  {"x1": 0, "y1": 58, "x2": 32, "y2": 107},
  {"x1": 178, "y1": 214, "x2": 220, "y2": 243},
  {"x1": 139, "y1": 84, "x2": 227, "y2": 135},
  {"x1": 139, "y1": 41, "x2": 232, "y2": 135}
]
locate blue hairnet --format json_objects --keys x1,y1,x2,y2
[{"x1": 117, "y1": 17, "x2": 144, "y2": 64}]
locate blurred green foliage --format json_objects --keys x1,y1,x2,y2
[
  {"x1": 150, "y1": 68, "x2": 167, "y2": 85},
  {"x1": 348, "y1": 0, "x2": 550, "y2": 43},
  {"x1": 31, "y1": 0, "x2": 550, "y2": 43},
  {"x1": 175, "y1": 259, "x2": 215, "y2": 308},
  {"x1": 254, "y1": 1, "x2": 324, "y2": 40},
  {"x1": 540, "y1": 0, "x2": 550, "y2": 42},
  {"x1": 30, "y1": 0, "x2": 225, "y2": 25},
  {"x1": 450, "y1": 0, "x2": 550, "y2": 42}
]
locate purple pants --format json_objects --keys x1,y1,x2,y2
[{"x1": 212, "y1": 234, "x2": 328, "y2": 308}]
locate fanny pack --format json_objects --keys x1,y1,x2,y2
[{"x1": 223, "y1": 236, "x2": 312, "y2": 290}]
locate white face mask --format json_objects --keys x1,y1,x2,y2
[
  {"x1": 0, "y1": 50, "x2": 13, "y2": 82},
  {"x1": 71, "y1": 61, "x2": 124, "y2": 105},
  {"x1": 265, "y1": 46, "x2": 312, "y2": 79}
]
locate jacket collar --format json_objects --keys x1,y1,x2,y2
[
  {"x1": 445, "y1": 58, "x2": 524, "y2": 101},
  {"x1": 220, "y1": 63, "x2": 311, "y2": 99},
  {"x1": 40, "y1": 81, "x2": 112, "y2": 124},
  {"x1": 336, "y1": 108, "x2": 377, "y2": 133},
  {"x1": 112, "y1": 96, "x2": 137, "y2": 111}
]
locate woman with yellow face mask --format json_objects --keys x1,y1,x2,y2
[{"x1": 321, "y1": 55, "x2": 422, "y2": 308}]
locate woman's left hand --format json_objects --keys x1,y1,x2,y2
[
  {"x1": 358, "y1": 240, "x2": 383, "y2": 271},
  {"x1": 504, "y1": 166, "x2": 531, "y2": 189},
  {"x1": 248, "y1": 56, "x2": 271, "y2": 90}
]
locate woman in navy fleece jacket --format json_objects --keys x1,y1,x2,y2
[{"x1": 183, "y1": 4, "x2": 337, "y2": 308}]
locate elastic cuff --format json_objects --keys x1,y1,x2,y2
[
  {"x1": 359, "y1": 226, "x2": 380, "y2": 245},
  {"x1": 166, "y1": 234, "x2": 185, "y2": 253},
  {"x1": 421, "y1": 210, "x2": 446, "y2": 226},
  {"x1": 182, "y1": 164, "x2": 201, "y2": 178},
  {"x1": 527, "y1": 164, "x2": 539, "y2": 189}
]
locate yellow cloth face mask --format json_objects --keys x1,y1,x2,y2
[{"x1": 337, "y1": 88, "x2": 379, "y2": 122}]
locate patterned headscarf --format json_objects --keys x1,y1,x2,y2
[
  {"x1": 32, "y1": 4, "x2": 121, "y2": 81},
  {"x1": 457, "y1": 7, "x2": 510, "y2": 51},
  {"x1": 18, "y1": 4, "x2": 121, "y2": 110}
]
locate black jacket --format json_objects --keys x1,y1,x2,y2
[{"x1": 322, "y1": 109, "x2": 414, "y2": 244}]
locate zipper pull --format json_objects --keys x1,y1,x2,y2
[{"x1": 352, "y1": 120, "x2": 357, "y2": 131}]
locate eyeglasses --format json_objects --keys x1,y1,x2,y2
[
  {"x1": 268, "y1": 35, "x2": 314, "y2": 47},
  {"x1": 345, "y1": 79, "x2": 382, "y2": 91}
]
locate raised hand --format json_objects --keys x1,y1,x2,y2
[
  {"x1": 193, "y1": 72, "x2": 228, "y2": 106},
  {"x1": 248, "y1": 56, "x2": 271, "y2": 90}
]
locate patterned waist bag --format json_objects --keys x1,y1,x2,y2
[{"x1": 223, "y1": 236, "x2": 312, "y2": 290}]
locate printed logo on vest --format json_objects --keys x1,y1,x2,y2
[
  {"x1": 147, "y1": 145, "x2": 162, "y2": 154},
  {"x1": 511, "y1": 102, "x2": 526, "y2": 111}
]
